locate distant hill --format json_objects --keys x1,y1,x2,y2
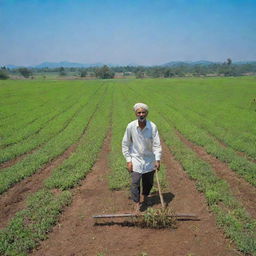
[
  {"x1": 34, "y1": 61, "x2": 105, "y2": 68},
  {"x1": 4, "y1": 60, "x2": 256, "y2": 69},
  {"x1": 5, "y1": 62, "x2": 105, "y2": 69}
]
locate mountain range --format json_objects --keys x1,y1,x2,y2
[{"x1": 4, "y1": 60, "x2": 256, "y2": 69}]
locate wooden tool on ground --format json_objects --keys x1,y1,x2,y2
[{"x1": 92, "y1": 169, "x2": 199, "y2": 221}]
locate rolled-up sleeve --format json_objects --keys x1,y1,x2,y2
[
  {"x1": 152, "y1": 127, "x2": 162, "y2": 161},
  {"x1": 122, "y1": 125, "x2": 132, "y2": 162}
]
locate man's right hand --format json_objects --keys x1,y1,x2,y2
[{"x1": 127, "y1": 162, "x2": 133, "y2": 172}]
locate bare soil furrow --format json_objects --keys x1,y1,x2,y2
[
  {"x1": 32, "y1": 134, "x2": 238, "y2": 256},
  {"x1": 176, "y1": 130, "x2": 256, "y2": 219}
]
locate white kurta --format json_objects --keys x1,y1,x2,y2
[{"x1": 122, "y1": 120, "x2": 162, "y2": 174}]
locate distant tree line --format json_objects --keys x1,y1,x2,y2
[{"x1": 1, "y1": 59, "x2": 256, "y2": 79}]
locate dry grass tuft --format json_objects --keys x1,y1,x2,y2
[{"x1": 140, "y1": 207, "x2": 177, "y2": 229}]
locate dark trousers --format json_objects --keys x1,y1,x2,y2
[{"x1": 131, "y1": 171, "x2": 155, "y2": 203}]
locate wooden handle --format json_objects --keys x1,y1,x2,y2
[{"x1": 155, "y1": 170, "x2": 165, "y2": 208}]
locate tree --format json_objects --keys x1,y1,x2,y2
[
  {"x1": 59, "y1": 70, "x2": 66, "y2": 76},
  {"x1": 163, "y1": 69, "x2": 174, "y2": 78},
  {"x1": 135, "y1": 71, "x2": 144, "y2": 79},
  {"x1": 218, "y1": 58, "x2": 235, "y2": 76},
  {"x1": 80, "y1": 69, "x2": 87, "y2": 77},
  {"x1": 95, "y1": 65, "x2": 115, "y2": 79},
  {"x1": 0, "y1": 67, "x2": 9, "y2": 79},
  {"x1": 227, "y1": 58, "x2": 232, "y2": 66},
  {"x1": 147, "y1": 67, "x2": 162, "y2": 78},
  {"x1": 59, "y1": 67, "x2": 66, "y2": 76},
  {"x1": 18, "y1": 67, "x2": 32, "y2": 78}
]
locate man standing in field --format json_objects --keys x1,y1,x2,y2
[{"x1": 122, "y1": 103, "x2": 162, "y2": 212}]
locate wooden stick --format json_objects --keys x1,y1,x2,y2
[
  {"x1": 92, "y1": 213, "x2": 199, "y2": 220},
  {"x1": 155, "y1": 170, "x2": 165, "y2": 208}
]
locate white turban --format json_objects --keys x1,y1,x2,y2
[{"x1": 133, "y1": 103, "x2": 149, "y2": 112}]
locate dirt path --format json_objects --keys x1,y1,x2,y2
[
  {"x1": 176, "y1": 130, "x2": 256, "y2": 219},
  {"x1": 32, "y1": 134, "x2": 239, "y2": 256}
]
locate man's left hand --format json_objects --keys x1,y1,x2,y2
[{"x1": 155, "y1": 161, "x2": 160, "y2": 171}]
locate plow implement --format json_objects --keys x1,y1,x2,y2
[{"x1": 93, "y1": 213, "x2": 199, "y2": 221}]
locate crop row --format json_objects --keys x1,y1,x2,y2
[
  {"x1": 0, "y1": 83, "x2": 113, "y2": 255},
  {"x1": 0, "y1": 81, "x2": 100, "y2": 147},
  {"x1": 141, "y1": 78, "x2": 256, "y2": 160},
  {"x1": 0, "y1": 84, "x2": 102, "y2": 164},
  {"x1": 0, "y1": 84, "x2": 106, "y2": 194},
  {"x1": 124, "y1": 79, "x2": 256, "y2": 255},
  {"x1": 108, "y1": 85, "x2": 133, "y2": 190},
  {"x1": 0, "y1": 93, "x2": 72, "y2": 147},
  {"x1": 0, "y1": 81, "x2": 67, "y2": 126}
]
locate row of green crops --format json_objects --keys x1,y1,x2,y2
[
  {"x1": 108, "y1": 84, "x2": 132, "y2": 190},
  {"x1": 123, "y1": 79, "x2": 256, "y2": 255},
  {"x1": 0, "y1": 81, "x2": 103, "y2": 163},
  {"x1": 0, "y1": 81, "x2": 71, "y2": 127},
  {"x1": 0, "y1": 83, "x2": 106, "y2": 194},
  {"x1": 0, "y1": 86, "x2": 101, "y2": 163},
  {"x1": 0, "y1": 82, "x2": 113, "y2": 256},
  {"x1": 1, "y1": 93, "x2": 74, "y2": 147}
]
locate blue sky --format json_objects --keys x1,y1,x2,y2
[{"x1": 1, "y1": 0, "x2": 256, "y2": 66}]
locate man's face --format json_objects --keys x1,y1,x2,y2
[{"x1": 135, "y1": 108, "x2": 148, "y2": 122}]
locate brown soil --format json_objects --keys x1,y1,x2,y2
[
  {"x1": 176, "y1": 130, "x2": 256, "y2": 219},
  {"x1": 31, "y1": 134, "x2": 240, "y2": 256}
]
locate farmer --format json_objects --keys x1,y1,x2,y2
[{"x1": 122, "y1": 103, "x2": 162, "y2": 212}]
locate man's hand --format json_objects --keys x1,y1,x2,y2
[
  {"x1": 155, "y1": 160, "x2": 160, "y2": 171},
  {"x1": 127, "y1": 162, "x2": 133, "y2": 172}
]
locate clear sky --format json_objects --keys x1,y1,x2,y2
[{"x1": 1, "y1": 0, "x2": 256, "y2": 66}]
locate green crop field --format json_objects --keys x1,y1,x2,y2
[{"x1": 0, "y1": 77, "x2": 256, "y2": 256}]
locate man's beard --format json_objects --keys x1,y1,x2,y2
[{"x1": 138, "y1": 116, "x2": 146, "y2": 122}]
